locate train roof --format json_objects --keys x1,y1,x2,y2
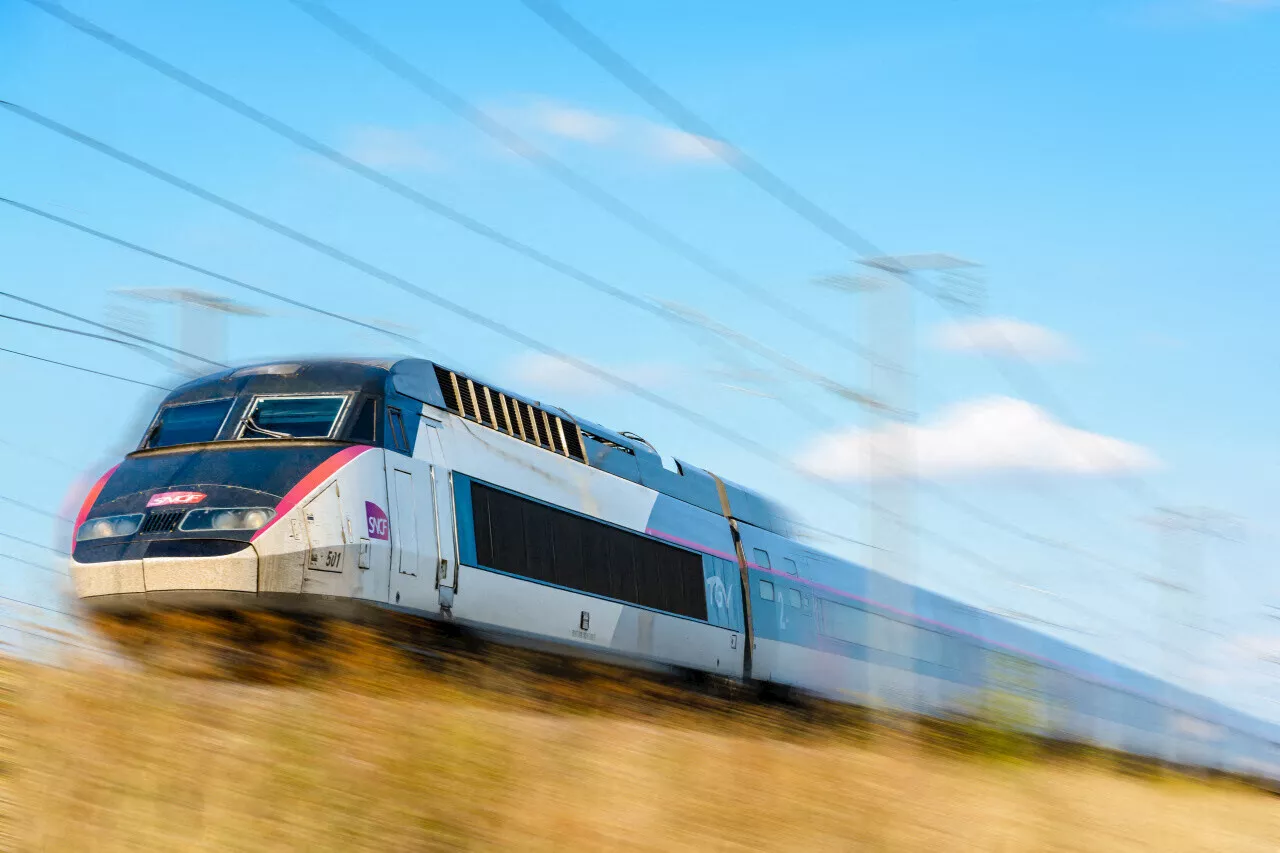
[
  {"x1": 422, "y1": 359, "x2": 796, "y2": 536},
  {"x1": 163, "y1": 356, "x2": 796, "y2": 535}
]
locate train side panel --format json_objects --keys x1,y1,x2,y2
[{"x1": 433, "y1": 413, "x2": 746, "y2": 677}]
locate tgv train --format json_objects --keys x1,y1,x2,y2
[{"x1": 70, "y1": 357, "x2": 1280, "y2": 778}]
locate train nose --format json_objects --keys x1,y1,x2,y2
[
  {"x1": 142, "y1": 539, "x2": 259, "y2": 593},
  {"x1": 72, "y1": 539, "x2": 260, "y2": 599}
]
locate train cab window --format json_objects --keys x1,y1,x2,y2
[
  {"x1": 145, "y1": 398, "x2": 233, "y2": 448},
  {"x1": 347, "y1": 397, "x2": 377, "y2": 443},
  {"x1": 753, "y1": 548, "x2": 771, "y2": 570},
  {"x1": 241, "y1": 396, "x2": 345, "y2": 439},
  {"x1": 387, "y1": 408, "x2": 408, "y2": 452},
  {"x1": 786, "y1": 588, "x2": 802, "y2": 609},
  {"x1": 782, "y1": 557, "x2": 798, "y2": 575},
  {"x1": 758, "y1": 580, "x2": 775, "y2": 601}
]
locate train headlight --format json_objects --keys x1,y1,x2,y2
[
  {"x1": 241, "y1": 509, "x2": 272, "y2": 530},
  {"x1": 179, "y1": 507, "x2": 276, "y2": 532},
  {"x1": 76, "y1": 513, "x2": 143, "y2": 542}
]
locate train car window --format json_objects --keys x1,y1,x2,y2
[
  {"x1": 469, "y1": 482, "x2": 707, "y2": 621},
  {"x1": 865, "y1": 612, "x2": 896, "y2": 653},
  {"x1": 782, "y1": 557, "x2": 798, "y2": 575},
  {"x1": 752, "y1": 548, "x2": 771, "y2": 570},
  {"x1": 916, "y1": 629, "x2": 944, "y2": 665},
  {"x1": 347, "y1": 397, "x2": 378, "y2": 443},
  {"x1": 758, "y1": 580, "x2": 775, "y2": 601},
  {"x1": 241, "y1": 396, "x2": 345, "y2": 440},
  {"x1": 388, "y1": 408, "x2": 408, "y2": 452},
  {"x1": 785, "y1": 588, "x2": 802, "y2": 609},
  {"x1": 818, "y1": 598, "x2": 863, "y2": 645},
  {"x1": 145, "y1": 398, "x2": 234, "y2": 448}
]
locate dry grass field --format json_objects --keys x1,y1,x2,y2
[{"x1": 1, "y1": 632, "x2": 1277, "y2": 852}]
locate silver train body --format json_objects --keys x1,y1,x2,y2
[{"x1": 69, "y1": 357, "x2": 1280, "y2": 779}]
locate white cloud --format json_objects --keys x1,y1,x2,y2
[
  {"x1": 342, "y1": 126, "x2": 441, "y2": 172},
  {"x1": 645, "y1": 125, "x2": 733, "y2": 162},
  {"x1": 796, "y1": 396, "x2": 1159, "y2": 479},
  {"x1": 507, "y1": 352, "x2": 673, "y2": 397},
  {"x1": 934, "y1": 317, "x2": 1077, "y2": 361},
  {"x1": 516, "y1": 98, "x2": 728, "y2": 165},
  {"x1": 529, "y1": 102, "x2": 619, "y2": 144}
]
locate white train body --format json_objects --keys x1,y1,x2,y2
[{"x1": 68, "y1": 357, "x2": 1280, "y2": 779}]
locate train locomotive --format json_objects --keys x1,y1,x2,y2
[{"x1": 69, "y1": 357, "x2": 1280, "y2": 779}]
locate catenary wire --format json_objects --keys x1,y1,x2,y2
[
  {"x1": 0, "y1": 591, "x2": 81, "y2": 621},
  {"x1": 285, "y1": 0, "x2": 875, "y2": 363},
  {"x1": 0, "y1": 492, "x2": 72, "y2": 522},
  {"x1": 518, "y1": 0, "x2": 1167, "y2": 509},
  {"x1": 0, "y1": 619, "x2": 109, "y2": 657},
  {"x1": 0, "y1": 196, "x2": 432, "y2": 355},
  {"x1": 15, "y1": 1, "x2": 875, "y2": 409},
  {"x1": 1, "y1": 552, "x2": 67, "y2": 576},
  {"x1": 0, "y1": 529, "x2": 69, "y2": 560},
  {"x1": 0, "y1": 289, "x2": 223, "y2": 368},
  {"x1": 0, "y1": 345, "x2": 172, "y2": 390}
]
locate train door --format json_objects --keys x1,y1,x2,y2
[
  {"x1": 387, "y1": 471, "x2": 438, "y2": 613},
  {"x1": 417, "y1": 417, "x2": 458, "y2": 596},
  {"x1": 387, "y1": 417, "x2": 452, "y2": 614},
  {"x1": 423, "y1": 418, "x2": 457, "y2": 601}
]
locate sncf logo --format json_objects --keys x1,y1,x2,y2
[
  {"x1": 365, "y1": 501, "x2": 390, "y2": 540},
  {"x1": 146, "y1": 491, "x2": 207, "y2": 508}
]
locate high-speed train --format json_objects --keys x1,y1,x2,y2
[{"x1": 69, "y1": 357, "x2": 1280, "y2": 778}]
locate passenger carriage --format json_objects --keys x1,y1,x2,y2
[{"x1": 68, "y1": 357, "x2": 1280, "y2": 779}]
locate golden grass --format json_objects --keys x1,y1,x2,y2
[{"x1": 1, "y1": 640, "x2": 1278, "y2": 852}]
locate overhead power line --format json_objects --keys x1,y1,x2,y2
[
  {"x1": 0, "y1": 529, "x2": 69, "y2": 560},
  {"x1": 0, "y1": 619, "x2": 108, "y2": 658},
  {"x1": 518, "y1": 0, "x2": 884, "y2": 258},
  {"x1": 286, "y1": 0, "x2": 874, "y2": 362},
  {"x1": 0, "y1": 196, "x2": 426, "y2": 352},
  {"x1": 282, "y1": 1, "x2": 1161, "y2": 587},
  {"x1": 519, "y1": 0, "x2": 1165, "y2": 510},
  {"x1": 0, "y1": 591, "x2": 81, "y2": 621},
  {"x1": 0, "y1": 289, "x2": 223, "y2": 369},
  {"x1": 0, "y1": 310, "x2": 157, "y2": 352},
  {"x1": 2, "y1": 552, "x2": 67, "y2": 576},
  {"x1": 0, "y1": 436, "x2": 82, "y2": 471},
  {"x1": 517, "y1": 1, "x2": 1185, "y2": 631},
  {"x1": 1, "y1": 100, "x2": 849, "y2": 497},
  {"x1": 0, "y1": 492, "x2": 72, "y2": 522},
  {"x1": 17, "y1": 1, "x2": 873, "y2": 409},
  {"x1": 0, "y1": 345, "x2": 171, "y2": 390}
]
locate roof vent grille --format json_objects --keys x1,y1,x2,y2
[{"x1": 433, "y1": 366, "x2": 588, "y2": 465}]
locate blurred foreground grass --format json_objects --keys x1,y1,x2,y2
[{"x1": 1, "y1": 631, "x2": 1277, "y2": 852}]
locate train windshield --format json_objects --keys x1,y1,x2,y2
[
  {"x1": 146, "y1": 399, "x2": 234, "y2": 449},
  {"x1": 240, "y1": 395, "x2": 346, "y2": 440}
]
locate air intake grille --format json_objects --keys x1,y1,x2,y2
[
  {"x1": 434, "y1": 364, "x2": 459, "y2": 412},
  {"x1": 433, "y1": 366, "x2": 588, "y2": 465},
  {"x1": 141, "y1": 510, "x2": 185, "y2": 534}
]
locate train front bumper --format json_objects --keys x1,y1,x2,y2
[{"x1": 71, "y1": 542, "x2": 260, "y2": 599}]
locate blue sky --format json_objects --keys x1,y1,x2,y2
[{"x1": 2, "y1": 0, "x2": 1278, "y2": 717}]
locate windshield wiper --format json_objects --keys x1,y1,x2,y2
[{"x1": 245, "y1": 414, "x2": 293, "y2": 439}]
